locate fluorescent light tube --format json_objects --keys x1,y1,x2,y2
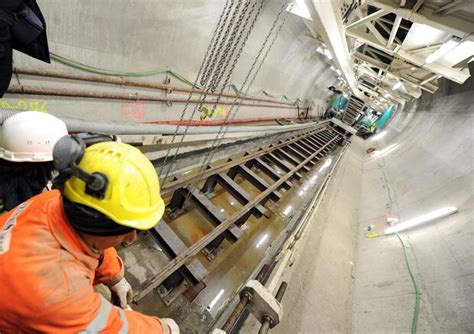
[
  {"x1": 393, "y1": 81, "x2": 403, "y2": 90},
  {"x1": 426, "y1": 40, "x2": 460, "y2": 64},
  {"x1": 385, "y1": 206, "x2": 458, "y2": 234}
]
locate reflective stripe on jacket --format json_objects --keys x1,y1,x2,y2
[{"x1": 0, "y1": 190, "x2": 164, "y2": 333}]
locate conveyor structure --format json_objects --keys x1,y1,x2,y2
[{"x1": 114, "y1": 123, "x2": 348, "y2": 331}]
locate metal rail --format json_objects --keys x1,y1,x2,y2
[
  {"x1": 160, "y1": 127, "x2": 327, "y2": 195},
  {"x1": 134, "y1": 125, "x2": 342, "y2": 301}
]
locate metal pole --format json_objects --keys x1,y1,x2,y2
[
  {"x1": 258, "y1": 281, "x2": 288, "y2": 334},
  {"x1": 221, "y1": 264, "x2": 269, "y2": 333}
]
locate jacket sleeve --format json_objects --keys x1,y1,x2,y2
[
  {"x1": 36, "y1": 288, "x2": 164, "y2": 333},
  {"x1": 94, "y1": 247, "x2": 124, "y2": 285}
]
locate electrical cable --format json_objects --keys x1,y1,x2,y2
[
  {"x1": 49, "y1": 52, "x2": 301, "y2": 104},
  {"x1": 395, "y1": 231, "x2": 421, "y2": 334},
  {"x1": 378, "y1": 163, "x2": 421, "y2": 334}
]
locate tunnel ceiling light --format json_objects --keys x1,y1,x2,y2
[
  {"x1": 286, "y1": 0, "x2": 312, "y2": 21},
  {"x1": 371, "y1": 144, "x2": 398, "y2": 159},
  {"x1": 384, "y1": 93, "x2": 391, "y2": 98},
  {"x1": 324, "y1": 48, "x2": 333, "y2": 60},
  {"x1": 385, "y1": 206, "x2": 458, "y2": 235},
  {"x1": 393, "y1": 81, "x2": 403, "y2": 90},
  {"x1": 256, "y1": 234, "x2": 269, "y2": 248},
  {"x1": 207, "y1": 289, "x2": 225, "y2": 310},
  {"x1": 370, "y1": 131, "x2": 387, "y2": 141},
  {"x1": 426, "y1": 39, "x2": 460, "y2": 64}
]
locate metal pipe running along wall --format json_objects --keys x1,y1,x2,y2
[
  {"x1": 6, "y1": 86, "x2": 297, "y2": 110},
  {"x1": 13, "y1": 66, "x2": 296, "y2": 107}
]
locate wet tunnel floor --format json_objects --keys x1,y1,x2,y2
[{"x1": 117, "y1": 148, "x2": 339, "y2": 331}]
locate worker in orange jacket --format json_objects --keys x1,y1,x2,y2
[{"x1": 0, "y1": 135, "x2": 179, "y2": 333}]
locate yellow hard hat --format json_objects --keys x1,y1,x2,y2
[{"x1": 63, "y1": 141, "x2": 165, "y2": 230}]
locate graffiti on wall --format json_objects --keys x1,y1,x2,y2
[
  {"x1": 0, "y1": 100, "x2": 48, "y2": 112},
  {"x1": 199, "y1": 104, "x2": 228, "y2": 120},
  {"x1": 120, "y1": 101, "x2": 145, "y2": 120}
]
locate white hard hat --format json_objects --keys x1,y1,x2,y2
[{"x1": 0, "y1": 111, "x2": 68, "y2": 162}]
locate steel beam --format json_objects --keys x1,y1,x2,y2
[
  {"x1": 354, "y1": 8, "x2": 387, "y2": 45},
  {"x1": 346, "y1": 8, "x2": 388, "y2": 30},
  {"x1": 237, "y1": 165, "x2": 283, "y2": 202},
  {"x1": 134, "y1": 135, "x2": 340, "y2": 301},
  {"x1": 184, "y1": 187, "x2": 243, "y2": 242},
  {"x1": 310, "y1": 0, "x2": 360, "y2": 95},
  {"x1": 387, "y1": 15, "x2": 402, "y2": 48},
  {"x1": 152, "y1": 221, "x2": 208, "y2": 284},
  {"x1": 253, "y1": 158, "x2": 293, "y2": 190},
  {"x1": 354, "y1": 51, "x2": 438, "y2": 93},
  {"x1": 370, "y1": 0, "x2": 474, "y2": 40},
  {"x1": 347, "y1": 30, "x2": 469, "y2": 84},
  {"x1": 433, "y1": 0, "x2": 468, "y2": 16},
  {"x1": 265, "y1": 153, "x2": 303, "y2": 180},
  {"x1": 216, "y1": 172, "x2": 268, "y2": 217},
  {"x1": 160, "y1": 128, "x2": 326, "y2": 195}
]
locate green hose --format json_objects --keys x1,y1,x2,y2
[
  {"x1": 379, "y1": 165, "x2": 421, "y2": 334},
  {"x1": 395, "y1": 231, "x2": 421, "y2": 334},
  {"x1": 49, "y1": 52, "x2": 301, "y2": 104}
]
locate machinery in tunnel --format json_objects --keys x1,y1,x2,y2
[{"x1": 0, "y1": 0, "x2": 473, "y2": 333}]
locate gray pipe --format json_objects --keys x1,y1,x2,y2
[
  {"x1": 0, "y1": 110, "x2": 317, "y2": 135},
  {"x1": 61, "y1": 117, "x2": 317, "y2": 135}
]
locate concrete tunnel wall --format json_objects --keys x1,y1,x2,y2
[
  {"x1": 352, "y1": 64, "x2": 474, "y2": 332},
  {"x1": 2, "y1": 0, "x2": 337, "y2": 124}
]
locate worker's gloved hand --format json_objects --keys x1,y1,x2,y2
[
  {"x1": 160, "y1": 318, "x2": 180, "y2": 334},
  {"x1": 109, "y1": 277, "x2": 133, "y2": 309}
]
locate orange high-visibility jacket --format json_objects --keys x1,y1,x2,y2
[{"x1": 0, "y1": 190, "x2": 164, "y2": 333}]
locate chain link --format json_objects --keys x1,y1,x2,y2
[
  {"x1": 200, "y1": 1, "x2": 235, "y2": 87},
  {"x1": 159, "y1": 0, "x2": 232, "y2": 185},
  {"x1": 186, "y1": 0, "x2": 293, "y2": 199},
  {"x1": 208, "y1": 0, "x2": 253, "y2": 92},
  {"x1": 182, "y1": 0, "x2": 270, "y2": 203},
  {"x1": 160, "y1": 2, "x2": 245, "y2": 187}
]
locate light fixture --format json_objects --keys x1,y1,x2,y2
[
  {"x1": 319, "y1": 158, "x2": 333, "y2": 171},
  {"x1": 370, "y1": 144, "x2": 398, "y2": 159},
  {"x1": 385, "y1": 206, "x2": 458, "y2": 234},
  {"x1": 370, "y1": 131, "x2": 387, "y2": 141},
  {"x1": 393, "y1": 81, "x2": 403, "y2": 90},
  {"x1": 282, "y1": 205, "x2": 293, "y2": 216},
  {"x1": 207, "y1": 289, "x2": 225, "y2": 310},
  {"x1": 323, "y1": 48, "x2": 333, "y2": 60},
  {"x1": 384, "y1": 93, "x2": 391, "y2": 98},
  {"x1": 256, "y1": 234, "x2": 269, "y2": 248},
  {"x1": 426, "y1": 39, "x2": 460, "y2": 64},
  {"x1": 336, "y1": 69, "x2": 342, "y2": 76}
]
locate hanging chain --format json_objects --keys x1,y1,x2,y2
[
  {"x1": 208, "y1": 0, "x2": 253, "y2": 92},
  {"x1": 185, "y1": 0, "x2": 292, "y2": 201},
  {"x1": 181, "y1": 0, "x2": 272, "y2": 203},
  {"x1": 160, "y1": 1, "x2": 244, "y2": 187},
  {"x1": 161, "y1": 1, "x2": 255, "y2": 188},
  {"x1": 159, "y1": 0, "x2": 232, "y2": 184},
  {"x1": 200, "y1": 1, "x2": 236, "y2": 87}
]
